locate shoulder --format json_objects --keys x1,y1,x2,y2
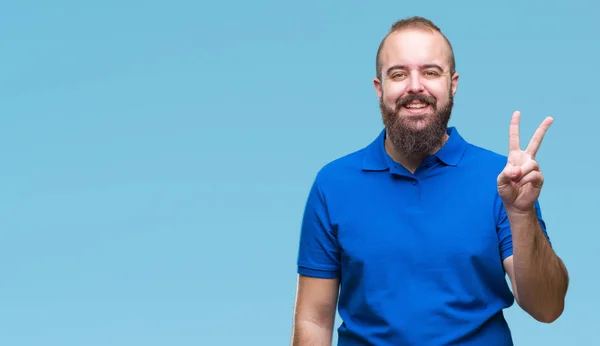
[
  {"x1": 313, "y1": 146, "x2": 369, "y2": 188},
  {"x1": 314, "y1": 129, "x2": 387, "y2": 183},
  {"x1": 301, "y1": 145, "x2": 370, "y2": 213},
  {"x1": 462, "y1": 142, "x2": 508, "y2": 173}
]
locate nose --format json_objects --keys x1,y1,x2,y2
[{"x1": 407, "y1": 72, "x2": 424, "y2": 93}]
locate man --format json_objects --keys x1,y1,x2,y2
[{"x1": 291, "y1": 16, "x2": 569, "y2": 346}]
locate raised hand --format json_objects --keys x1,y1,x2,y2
[{"x1": 497, "y1": 111, "x2": 554, "y2": 213}]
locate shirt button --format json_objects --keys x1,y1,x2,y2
[{"x1": 412, "y1": 180, "x2": 418, "y2": 185}]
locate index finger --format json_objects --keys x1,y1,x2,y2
[
  {"x1": 509, "y1": 111, "x2": 521, "y2": 152},
  {"x1": 525, "y1": 116, "x2": 554, "y2": 157}
]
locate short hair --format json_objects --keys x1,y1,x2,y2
[{"x1": 375, "y1": 16, "x2": 456, "y2": 81}]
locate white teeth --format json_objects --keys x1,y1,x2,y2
[{"x1": 405, "y1": 103, "x2": 427, "y2": 109}]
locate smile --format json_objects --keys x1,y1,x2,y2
[{"x1": 404, "y1": 103, "x2": 428, "y2": 109}]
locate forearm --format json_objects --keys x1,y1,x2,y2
[
  {"x1": 291, "y1": 320, "x2": 333, "y2": 346},
  {"x1": 507, "y1": 206, "x2": 569, "y2": 322}
]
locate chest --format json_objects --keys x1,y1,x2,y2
[{"x1": 331, "y1": 177, "x2": 503, "y2": 272}]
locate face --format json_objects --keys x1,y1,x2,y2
[{"x1": 374, "y1": 29, "x2": 459, "y2": 156}]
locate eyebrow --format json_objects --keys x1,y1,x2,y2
[{"x1": 386, "y1": 64, "x2": 444, "y2": 75}]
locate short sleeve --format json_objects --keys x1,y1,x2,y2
[
  {"x1": 296, "y1": 177, "x2": 341, "y2": 279},
  {"x1": 497, "y1": 199, "x2": 551, "y2": 261}
]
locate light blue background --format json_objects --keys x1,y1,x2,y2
[{"x1": 1, "y1": 1, "x2": 597, "y2": 345}]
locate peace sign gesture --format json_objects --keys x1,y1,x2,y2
[{"x1": 497, "y1": 111, "x2": 554, "y2": 213}]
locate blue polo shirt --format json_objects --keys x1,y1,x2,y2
[{"x1": 297, "y1": 127, "x2": 549, "y2": 346}]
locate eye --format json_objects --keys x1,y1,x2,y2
[
  {"x1": 391, "y1": 73, "x2": 407, "y2": 79},
  {"x1": 423, "y1": 70, "x2": 440, "y2": 77}
]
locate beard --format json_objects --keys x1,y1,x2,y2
[{"x1": 379, "y1": 91, "x2": 453, "y2": 157}]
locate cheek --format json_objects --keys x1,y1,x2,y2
[
  {"x1": 432, "y1": 92, "x2": 447, "y2": 103},
  {"x1": 383, "y1": 83, "x2": 406, "y2": 102},
  {"x1": 425, "y1": 80, "x2": 452, "y2": 100},
  {"x1": 425, "y1": 86, "x2": 449, "y2": 103}
]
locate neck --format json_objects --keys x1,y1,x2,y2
[{"x1": 384, "y1": 132, "x2": 449, "y2": 173}]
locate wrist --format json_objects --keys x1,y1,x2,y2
[
  {"x1": 504, "y1": 204, "x2": 537, "y2": 219},
  {"x1": 504, "y1": 204, "x2": 540, "y2": 244}
]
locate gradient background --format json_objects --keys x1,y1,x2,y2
[{"x1": 1, "y1": 1, "x2": 597, "y2": 345}]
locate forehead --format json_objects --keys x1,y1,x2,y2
[{"x1": 380, "y1": 29, "x2": 451, "y2": 70}]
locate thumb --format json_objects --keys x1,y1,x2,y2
[{"x1": 498, "y1": 164, "x2": 521, "y2": 185}]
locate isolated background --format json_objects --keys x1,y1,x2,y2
[{"x1": 1, "y1": 0, "x2": 597, "y2": 345}]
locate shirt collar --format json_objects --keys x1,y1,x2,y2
[{"x1": 362, "y1": 126, "x2": 468, "y2": 171}]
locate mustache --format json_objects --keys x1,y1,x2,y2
[{"x1": 395, "y1": 94, "x2": 437, "y2": 109}]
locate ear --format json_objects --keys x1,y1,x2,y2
[
  {"x1": 373, "y1": 77, "x2": 383, "y2": 99},
  {"x1": 451, "y1": 72, "x2": 459, "y2": 97}
]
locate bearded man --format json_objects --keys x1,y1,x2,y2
[{"x1": 291, "y1": 16, "x2": 569, "y2": 346}]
